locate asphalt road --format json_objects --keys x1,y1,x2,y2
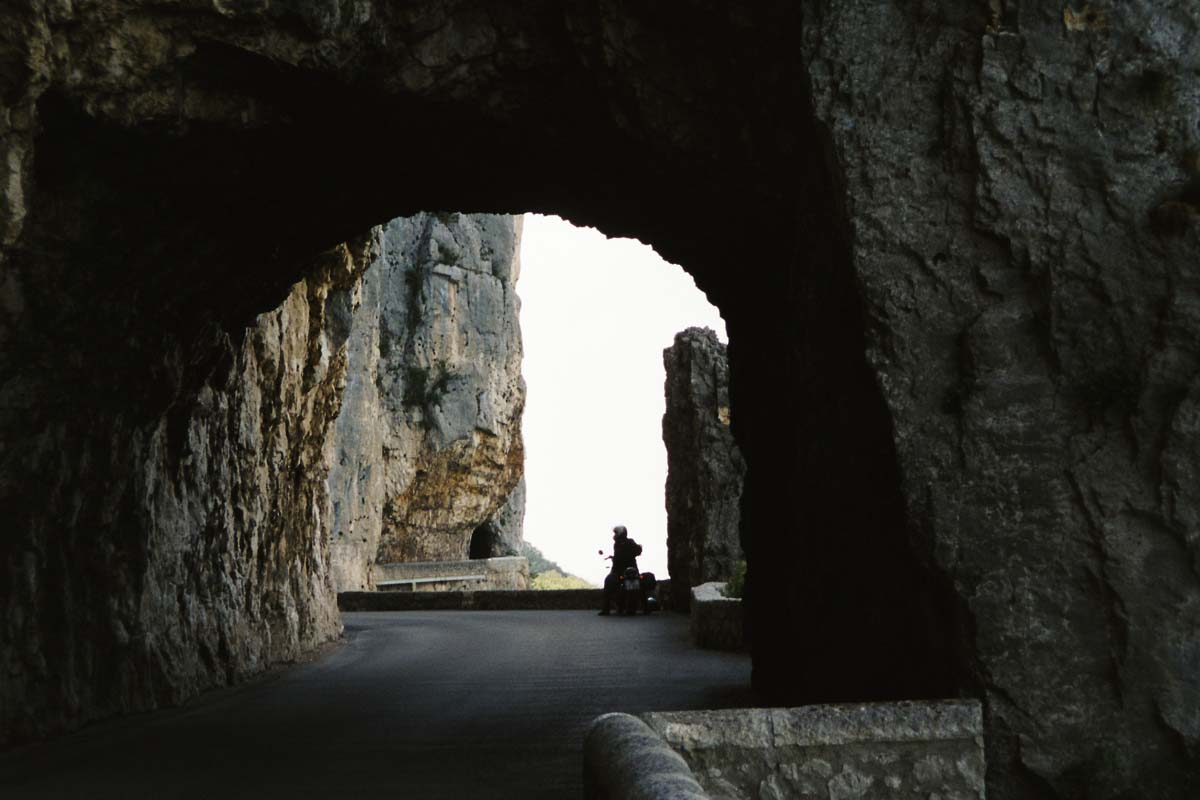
[{"x1": 1, "y1": 611, "x2": 753, "y2": 799}]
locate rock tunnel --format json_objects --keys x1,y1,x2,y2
[{"x1": 2, "y1": 3, "x2": 1198, "y2": 798}]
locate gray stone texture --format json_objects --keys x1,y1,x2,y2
[
  {"x1": 689, "y1": 582, "x2": 745, "y2": 652},
  {"x1": 796, "y1": 5, "x2": 1200, "y2": 797},
  {"x1": 471, "y1": 477, "x2": 527, "y2": 559},
  {"x1": 326, "y1": 212, "x2": 525, "y2": 590},
  {"x1": 0, "y1": 3, "x2": 1197, "y2": 797},
  {"x1": 584, "y1": 713, "x2": 709, "y2": 800},
  {"x1": 663, "y1": 328, "x2": 745, "y2": 593},
  {"x1": 0, "y1": 236, "x2": 369, "y2": 744},
  {"x1": 641, "y1": 702, "x2": 985, "y2": 800}
]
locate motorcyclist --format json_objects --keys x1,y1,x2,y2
[{"x1": 599, "y1": 525, "x2": 643, "y2": 616}]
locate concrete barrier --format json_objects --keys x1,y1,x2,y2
[
  {"x1": 689, "y1": 582, "x2": 744, "y2": 650},
  {"x1": 583, "y1": 713, "x2": 708, "y2": 800}
]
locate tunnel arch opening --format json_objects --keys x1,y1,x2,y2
[
  {"x1": 468, "y1": 523, "x2": 500, "y2": 561},
  {"x1": 1, "y1": 6, "x2": 965, "y2": 749}
]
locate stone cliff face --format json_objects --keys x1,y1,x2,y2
[
  {"x1": 0, "y1": 237, "x2": 366, "y2": 745},
  {"x1": 326, "y1": 212, "x2": 525, "y2": 590},
  {"x1": 785, "y1": 6, "x2": 1200, "y2": 797},
  {"x1": 662, "y1": 328, "x2": 745, "y2": 593},
  {"x1": 0, "y1": 201, "x2": 526, "y2": 741},
  {"x1": 470, "y1": 478, "x2": 527, "y2": 561},
  {"x1": 1, "y1": 2, "x2": 1197, "y2": 797}
]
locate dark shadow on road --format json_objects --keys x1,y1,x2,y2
[{"x1": 0, "y1": 611, "x2": 753, "y2": 799}]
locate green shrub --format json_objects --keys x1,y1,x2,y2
[
  {"x1": 520, "y1": 542, "x2": 560, "y2": 576},
  {"x1": 531, "y1": 570, "x2": 596, "y2": 590},
  {"x1": 521, "y1": 543, "x2": 596, "y2": 589}
]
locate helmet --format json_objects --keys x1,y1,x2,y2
[{"x1": 612, "y1": 525, "x2": 628, "y2": 539}]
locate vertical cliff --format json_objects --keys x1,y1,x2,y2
[
  {"x1": 0, "y1": 206, "x2": 528, "y2": 743},
  {"x1": 662, "y1": 328, "x2": 745, "y2": 593},
  {"x1": 326, "y1": 213, "x2": 526, "y2": 590},
  {"x1": 0, "y1": 237, "x2": 367, "y2": 745},
  {"x1": 785, "y1": 4, "x2": 1200, "y2": 796}
]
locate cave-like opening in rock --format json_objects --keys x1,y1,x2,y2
[
  {"x1": 2, "y1": 8, "x2": 961, "y2": 750},
  {"x1": 517, "y1": 214, "x2": 729, "y2": 586},
  {"x1": 8, "y1": 6, "x2": 1200, "y2": 798},
  {"x1": 468, "y1": 523, "x2": 500, "y2": 560}
]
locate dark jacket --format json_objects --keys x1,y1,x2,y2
[{"x1": 610, "y1": 538, "x2": 642, "y2": 575}]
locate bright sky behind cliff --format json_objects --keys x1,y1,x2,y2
[{"x1": 517, "y1": 213, "x2": 727, "y2": 584}]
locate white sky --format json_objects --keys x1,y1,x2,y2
[{"x1": 517, "y1": 214, "x2": 727, "y2": 584}]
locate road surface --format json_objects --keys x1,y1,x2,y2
[{"x1": 1, "y1": 611, "x2": 753, "y2": 799}]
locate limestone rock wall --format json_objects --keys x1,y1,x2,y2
[
  {"x1": 0, "y1": 238, "x2": 368, "y2": 745},
  {"x1": 326, "y1": 213, "x2": 525, "y2": 590},
  {"x1": 1, "y1": 2, "x2": 1198, "y2": 797},
  {"x1": 662, "y1": 328, "x2": 745, "y2": 592},
  {"x1": 786, "y1": 4, "x2": 1200, "y2": 797},
  {"x1": 470, "y1": 478, "x2": 527, "y2": 560}
]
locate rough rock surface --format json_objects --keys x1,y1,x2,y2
[
  {"x1": 662, "y1": 328, "x2": 745, "y2": 592},
  {"x1": 641, "y1": 702, "x2": 985, "y2": 800},
  {"x1": 583, "y1": 713, "x2": 708, "y2": 800},
  {"x1": 689, "y1": 582, "x2": 744, "y2": 652},
  {"x1": 0, "y1": 237, "x2": 366, "y2": 745},
  {"x1": 470, "y1": 478, "x2": 527, "y2": 560},
  {"x1": 786, "y1": 5, "x2": 1200, "y2": 798},
  {"x1": 326, "y1": 212, "x2": 524, "y2": 590},
  {"x1": 1, "y1": 3, "x2": 1198, "y2": 797}
]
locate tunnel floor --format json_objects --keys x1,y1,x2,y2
[{"x1": 0, "y1": 611, "x2": 754, "y2": 799}]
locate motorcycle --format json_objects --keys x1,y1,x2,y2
[{"x1": 600, "y1": 551, "x2": 659, "y2": 615}]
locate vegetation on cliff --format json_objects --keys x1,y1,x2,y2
[{"x1": 521, "y1": 543, "x2": 595, "y2": 589}]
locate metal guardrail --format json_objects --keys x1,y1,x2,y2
[{"x1": 375, "y1": 574, "x2": 487, "y2": 591}]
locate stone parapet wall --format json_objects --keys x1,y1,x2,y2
[
  {"x1": 339, "y1": 588, "x2": 601, "y2": 611},
  {"x1": 584, "y1": 702, "x2": 984, "y2": 800},
  {"x1": 640, "y1": 701, "x2": 984, "y2": 800},
  {"x1": 584, "y1": 713, "x2": 708, "y2": 800},
  {"x1": 339, "y1": 580, "x2": 681, "y2": 612},
  {"x1": 689, "y1": 582, "x2": 744, "y2": 651}
]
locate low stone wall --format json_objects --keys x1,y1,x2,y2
[
  {"x1": 340, "y1": 575, "x2": 672, "y2": 612},
  {"x1": 372, "y1": 556, "x2": 529, "y2": 591},
  {"x1": 643, "y1": 701, "x2": 984, "y2": 799},
  {"x1": 338, "y1": 589, "x2": 602, "y2": 611},
  {"x1": 690, "y1": 582, "x2": 743, "y2": 650},
  {"x1": 584, "y1": 701, "x2": 985, "y2": 800},
  {"x1": 584, "y1": 713, "x2": 708, "y2": 800}
]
